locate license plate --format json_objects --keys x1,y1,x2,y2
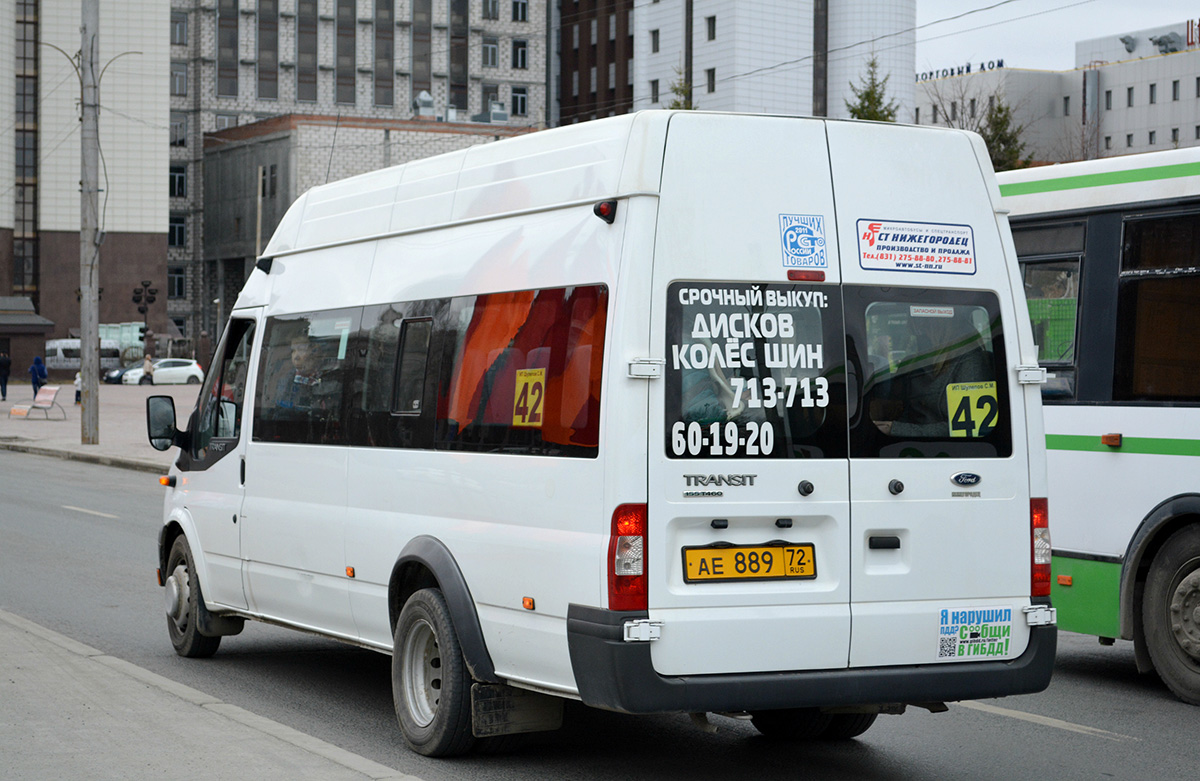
[{"x1": 682, "y1": 542, "x2": 816, "y2": 583}]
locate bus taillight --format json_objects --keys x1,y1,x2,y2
[
  {"x1": 608, "y1": 504, "x2": 647, "y2": 611},
  {"x1": 1031, "y1": 498, "x2": 1051, "y2": 597}
]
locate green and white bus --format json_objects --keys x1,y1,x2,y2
[{"x1": 998, "y1": 148, "x2": 1200, "y2": 704}]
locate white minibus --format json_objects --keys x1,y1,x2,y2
[{"x1": 147, "y1": 111, "x2": 1056, "y2": 755}]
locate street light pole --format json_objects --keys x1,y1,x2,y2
[{"x1": 79, "y1": 0, "x2": 101, "y2": 445}]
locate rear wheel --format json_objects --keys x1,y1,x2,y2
[
  {"x1": 819, "y1": 713, "x2": 878, "y2": 740},
  {"x1": 393, "y1": 588, "x2": 475, "y2": 756},
  {"x1": 187, "y1": 375, "x2": 201, "y2": 384},
  {"x1": 750, "y1": 708, "x2": 831, "y2": 740},
  {"x1": 1143, "y1": 525, "x2": 1200, "y2": 704},
  {"x1": 163, "y1": 536, "x2": 221, "y2": 658}
]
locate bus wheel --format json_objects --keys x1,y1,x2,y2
[
  {"x1": 393, "y1": 588, "x2": 475, "y2": 756},
  {"x1": 1143, "y1": 525, "x2": 1200, "y2": 705},
  {"x1": 750, "y1": 708, "x2": 831, "y2": 740},
  {"x1": 163, "y1": 536, "x2": 221, "y2": 658},
  {"x1": 819, "y1": 712, "x2": 878, "y2": 740}
]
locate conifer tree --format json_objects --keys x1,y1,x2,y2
[{"x1": 845, "y1": 55, "x2": 898, "y2": 122}]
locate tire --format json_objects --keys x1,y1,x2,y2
[
  {"x1": 187, "y1": 375, "x2": 201, "y2": 384},
  {"x1": 750, "y1": 708, "x2": 832, "y2": 740},
  {"x1": 163, "y1": 536, "x2": 221, "y2": 658},
  {"x1": 139, "y1": 376, "x2": 153, "y2": 385},
  {"x1": 1143, "y1": 525, "x2": 1200, "y2": 704},
  {"x1": 819, "y1": 713, "x2": 878, "y2": 740},
  {"x1": 393, "y1": 588, "x2": 475, "y2": 756}
]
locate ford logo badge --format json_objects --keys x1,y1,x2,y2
[{"x1": 951, "y1": 472, "x2": 981, "y2": 486}]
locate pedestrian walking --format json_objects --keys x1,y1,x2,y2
[
  {"x1": 74, "y1": 371, "x2": 82, "y2": 404},
  {"x1": 0, "y1": 351, "x2": 10, "y2": 401},
  {"x1": 143, "y1": 354, "x2": 155, "y2": 384},
  {"x1": 29, "y1": 355, "x2": 47, "y2": 396}
]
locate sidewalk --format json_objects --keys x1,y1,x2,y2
[
  {"x1": 0, "y1": 381, "x2": 196, "y2": 473},
  {"x1": 0, "y1": 609, "x2": 419, "y2": 781}
]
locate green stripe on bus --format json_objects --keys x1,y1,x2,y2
[
  {"x1": 1046, "y1": 434, "x2": 1200, "y2": 457},
  {"x1": 998, "y1": 161, "x2": 1200, "y2": 197},
  {"x1": 1051, "y1": 556, "x2": 1121, "y2": 638}
]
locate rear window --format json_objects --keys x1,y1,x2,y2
[
  {"x1": 664, "y1": 281, "x2": 846, "y2": 459},
  {"x1": 845, "y1": 286, "x2": 1011, "y2": 458}
]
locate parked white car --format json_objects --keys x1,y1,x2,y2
[{"x1": 122, "y1": 358, "x2": 204, "y2": 385}]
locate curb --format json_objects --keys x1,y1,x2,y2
[{"x1": 0, "y1": 441, "x2": 169, "y2": 474}]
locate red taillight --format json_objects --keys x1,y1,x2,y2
[
  {"x1": 787, "y1": 269, "x2": 826, "y2": 282},
  {"x1": 608, "y1": 503, "x2": 647, "y2": 611},
  {"x1": 1031, "y1": 498, "x2": 1051, "y2": 597}
]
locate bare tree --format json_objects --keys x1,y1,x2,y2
[{"x1": 921, "y1": 78, "x2": 1032, "y2": 171}]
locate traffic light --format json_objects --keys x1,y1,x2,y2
[{"x1": 138, "y1": 325, "x2": 147, "y2": 341}]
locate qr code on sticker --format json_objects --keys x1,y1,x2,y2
[{"x1": 938, "y1": 637, "x2": 957, "y2": 659}]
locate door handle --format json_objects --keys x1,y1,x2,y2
[
  {"x1": 869, "y1": 536, "x2": 901, "y2": 550},
  {"x1": 240, "y1": 457, "x2": 246, "y2": 485}
]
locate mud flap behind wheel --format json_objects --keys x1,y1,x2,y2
[{"x1": 471, "y1": 683, "x2": 564, "y2": 738}]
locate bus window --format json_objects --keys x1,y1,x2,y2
[
  {"x1": 1114, "y1": 212, "x2": 1200, "y2": 401},
  {"x1": 1012, "y1": 221, "x2": 1084, "y2": 400}
]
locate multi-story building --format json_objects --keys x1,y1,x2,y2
[
  {"x1": 555, "y1": 0, "x2": 915, "y2": 124},
  {"x1": 171, "y1": 0, "x2": 548, "y2": 340},
  {"x1": 916, "y1": 20, "x2": 1200, "y2": 164},
  {"x1": 1, "y1": 0, "x2": 169, "y2": 343}
]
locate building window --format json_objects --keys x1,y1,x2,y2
[
  {"x1": 214, "y1": 113, "x2": 238, "y2": 129},
  {"x1": 1149, "y1": 83, "x2": 1157, "y2": 105},
  {"x1": 168, "y1": 267, "x2": 186, "y2": 299},
  {"x1": 170, "y1": 61, "x2": 187, "y2": 96},
  {"x1": 1149, "y1": 130, "x2": 1156, "y2": 145},
  {"x1": 1173, "y1": 80, "x2": 1180, "y2": 101},
  {"x1": 168, "y1": 215, "x2": 187, "y2": 247},
  {"x1": 706, "y1": 68, "x2": 715, "y2": 94},
  {"x1": 651, "y1": 29, "x2": 659, "y2": 53},
  {"x1": 1196, "y1": 126, "x2": 1200, "y2": 140},
  {"x1": 511, "y1": 86, "x2": 527, "y2": 116},
  {"x1": 1127, "y1": 86, "x2": 1134, "y2": 107},
  {"x1": 217, "y1": 0, "x2": 238, "y2": 97},
  {"x1": 169, "y1": 165, "x2": 186, "y2": 198},
  {"x1": 571, "y1": 71, "x2": 578, "y2": 97},
  {"x1": 258, "y1": 0, "x2": 279, "y2": 99},
  {"x1": 969, "y1": 98, "x2": 976, "y2": 118},
  {"x1": 589, "y1": 66, "x2": 596, "y2": 94},
  {"x1": 260, "y1": 163, "x2": 278, "y2": 198},
  {"x1": 1126, "y1": 133, "x2": 1133, "y2": 148},
  {"x1": 297, "y1": 0, "x2": 319, "y2": 101},
  {"x1": 608, "y1": 62, "x2": 615, "y2": 88},
  {"x1": 481, "y1": 82, "x2": 499, "y2": 114},
  {"x1": 172, "y1": 317, "x2": 188, "y2": 338},
  {"x1": 609, "y1": 15, "x2": 616, "y2": 40},
  {"x1": 1172, "y1": 127, "x2": 1179, "y2": 143},
  {"x1": 706, "y1": 15, "x2": 715, "y2": 41},
  {"x1": 170, "y1": 11, "x2": 187, "y2": 45},
  {"x1": 590, "y1": 19, "x2": 597, "y2": 45},
  {"x1": 483, "y1": 37, "x2": 498, "y2": 67},
  {"x1": 1063, "y1": 96, "x2": 1069, "y2": 116},
  {"x1": 512, "y1": 0, "x2": 527, "y2": 22},
  {"x1": 1105, "y1": 89, "x2": 1111, "y2": 110},
  {"x1": 512, "y1": 39, "x2": 527, "y2": 70},
  {"x1": 449, "y1": 0, "x2": 468, "y2": 113},
  {"x1": 371, "y1": 4, "x2": 394, "y2": 106},
  {"x1": 170, "y1": 112, "x2": 187, "y2": 146},
  {"x1": 482, "y1": 0, "x2": 499, "y2": 20},
  {"x1": 951, "y1": 101, "x2": 957, "y2": 121},
  {"x1": 572, "y1": 24, "x2": 579, "y2": 49},
  {"x1": 1104, "y1": 135, "x2": 1111, "y2": 150},
  {"x1": 336, "y1": 0, "x2": 356, "y2": 104},
  {"x1": 412, "y1": 0, "x2": 431, "y2": 98},
  {"x1": 914, "y1": 106, "x2": 920, "y2": 124},
  {"x1": 650, "y1": 79, "x2": 659, "y2": 104},
  {"x1": 932, "y1": 105, "x2": 939, "y2": 123}
]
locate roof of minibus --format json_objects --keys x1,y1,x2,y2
[{"x1": 997, "y1": 147, "x2": 1200, "y2": 217}]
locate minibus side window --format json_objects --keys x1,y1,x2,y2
[
  {"x1": 434, "y1": 284, "x2": 607, "y2": 457},
  {"x1": 664, "y1": 281, "x2": 847, "y2": 459},
  {"x1": 252, "y1": 309, "x2": 359, "y2": 445},
  {"x1": 846, "y1": 287, "x2": 1012, "y2": 459},
  {"x1": 192, "y1": 318, "x2": 255, "y2": 464},
  {"x1": 1012, "y1": 220, "x2": 1084, "y2": 400}
]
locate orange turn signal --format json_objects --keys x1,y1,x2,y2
[
  {"x1": 1101, "y1": 433, "x2": 1122, "y2": 448},
  {"x1": 522, "y1": 597, "x2": 535, "y2": 610},
  {"x1": 1057, "y1": 575, "x2": 1073, "y2": 586},
  {"x1": 345, "y1": 567, "x2": 355, "y2": 578},
  {"x1": 159, "y1": 475, "x2": 176, "y2": 487}
]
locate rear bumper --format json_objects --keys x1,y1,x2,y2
[{"x1": 566, "y1": 602, "x2": 1056, "y2": 714}]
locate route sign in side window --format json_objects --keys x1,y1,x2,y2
[
  {"x1": 434, "y1": 284, "x2": 608, "y2": 458},
  {"x1": 846, "y1": 286, "x2": 1012, "y2": 459},
  {"x1": 1012, "y1": 220, "x2": 1084, "y2": 400},
  {"x1": 665, "y1": 281, "x2": 847, "y2": 459}
]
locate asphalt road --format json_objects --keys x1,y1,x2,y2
[{"x1": 1, "y1": 451, "x2": 1195, "y2": 780}]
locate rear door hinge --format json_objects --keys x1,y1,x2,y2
[
  {"x1": 1016, "y1": 365, "x2": 1048, "y2": 384},
  {"x1": 627, "y1": 358, "x2": 664, "y2": 379},
  {"x1": 623, "y1": 619, "x2": 662, "y2": 642},
  {"x1": 1023, "y1": 604, "x2": 1057, "y2": 626}
]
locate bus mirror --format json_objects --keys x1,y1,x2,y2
[{"x1": 146, "y1": 395, "x2": 178, "y2": 451}]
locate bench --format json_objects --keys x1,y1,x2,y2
[{"x1": 8, "y1": 385, "x2": 66, "y2": 420}]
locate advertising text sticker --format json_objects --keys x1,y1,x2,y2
[
  {"x1": 858, "y1": 219, "x2": 976, "y2": 275},
  {"x1": 779, "y1": 214, "x2": 828, "y2": 269},
  {"x1": 937, "y1": 606, "x2": 1013, "y2": 661}
]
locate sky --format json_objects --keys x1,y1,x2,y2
[{"x1": 915, "y1": 0, "x2": 1192, "y2": 73}]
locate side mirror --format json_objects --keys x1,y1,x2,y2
[{"x1": 146, "y1": 395, "x2": 179, "y2": 451}]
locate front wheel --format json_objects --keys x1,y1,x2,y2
[
  {"x1": 393, "y1": 588, "x2": 475, "y2": 756},
  {"x1": 1143, "y1": 525, "x2": 1200, "y2": 704},
  {"x1": 819, "y1": 713, "x2": 878, "y2": 740},
  {"x1": 163, "y1": 536, "x2": 221, "y2": 658}
]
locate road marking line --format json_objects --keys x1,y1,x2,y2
[
  {"x1": 61, "y1": 505, "x2": 119, "y2": 519},
  {"x1": 957, "y1": 700, "x2": 1138, "y2": 741}
]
